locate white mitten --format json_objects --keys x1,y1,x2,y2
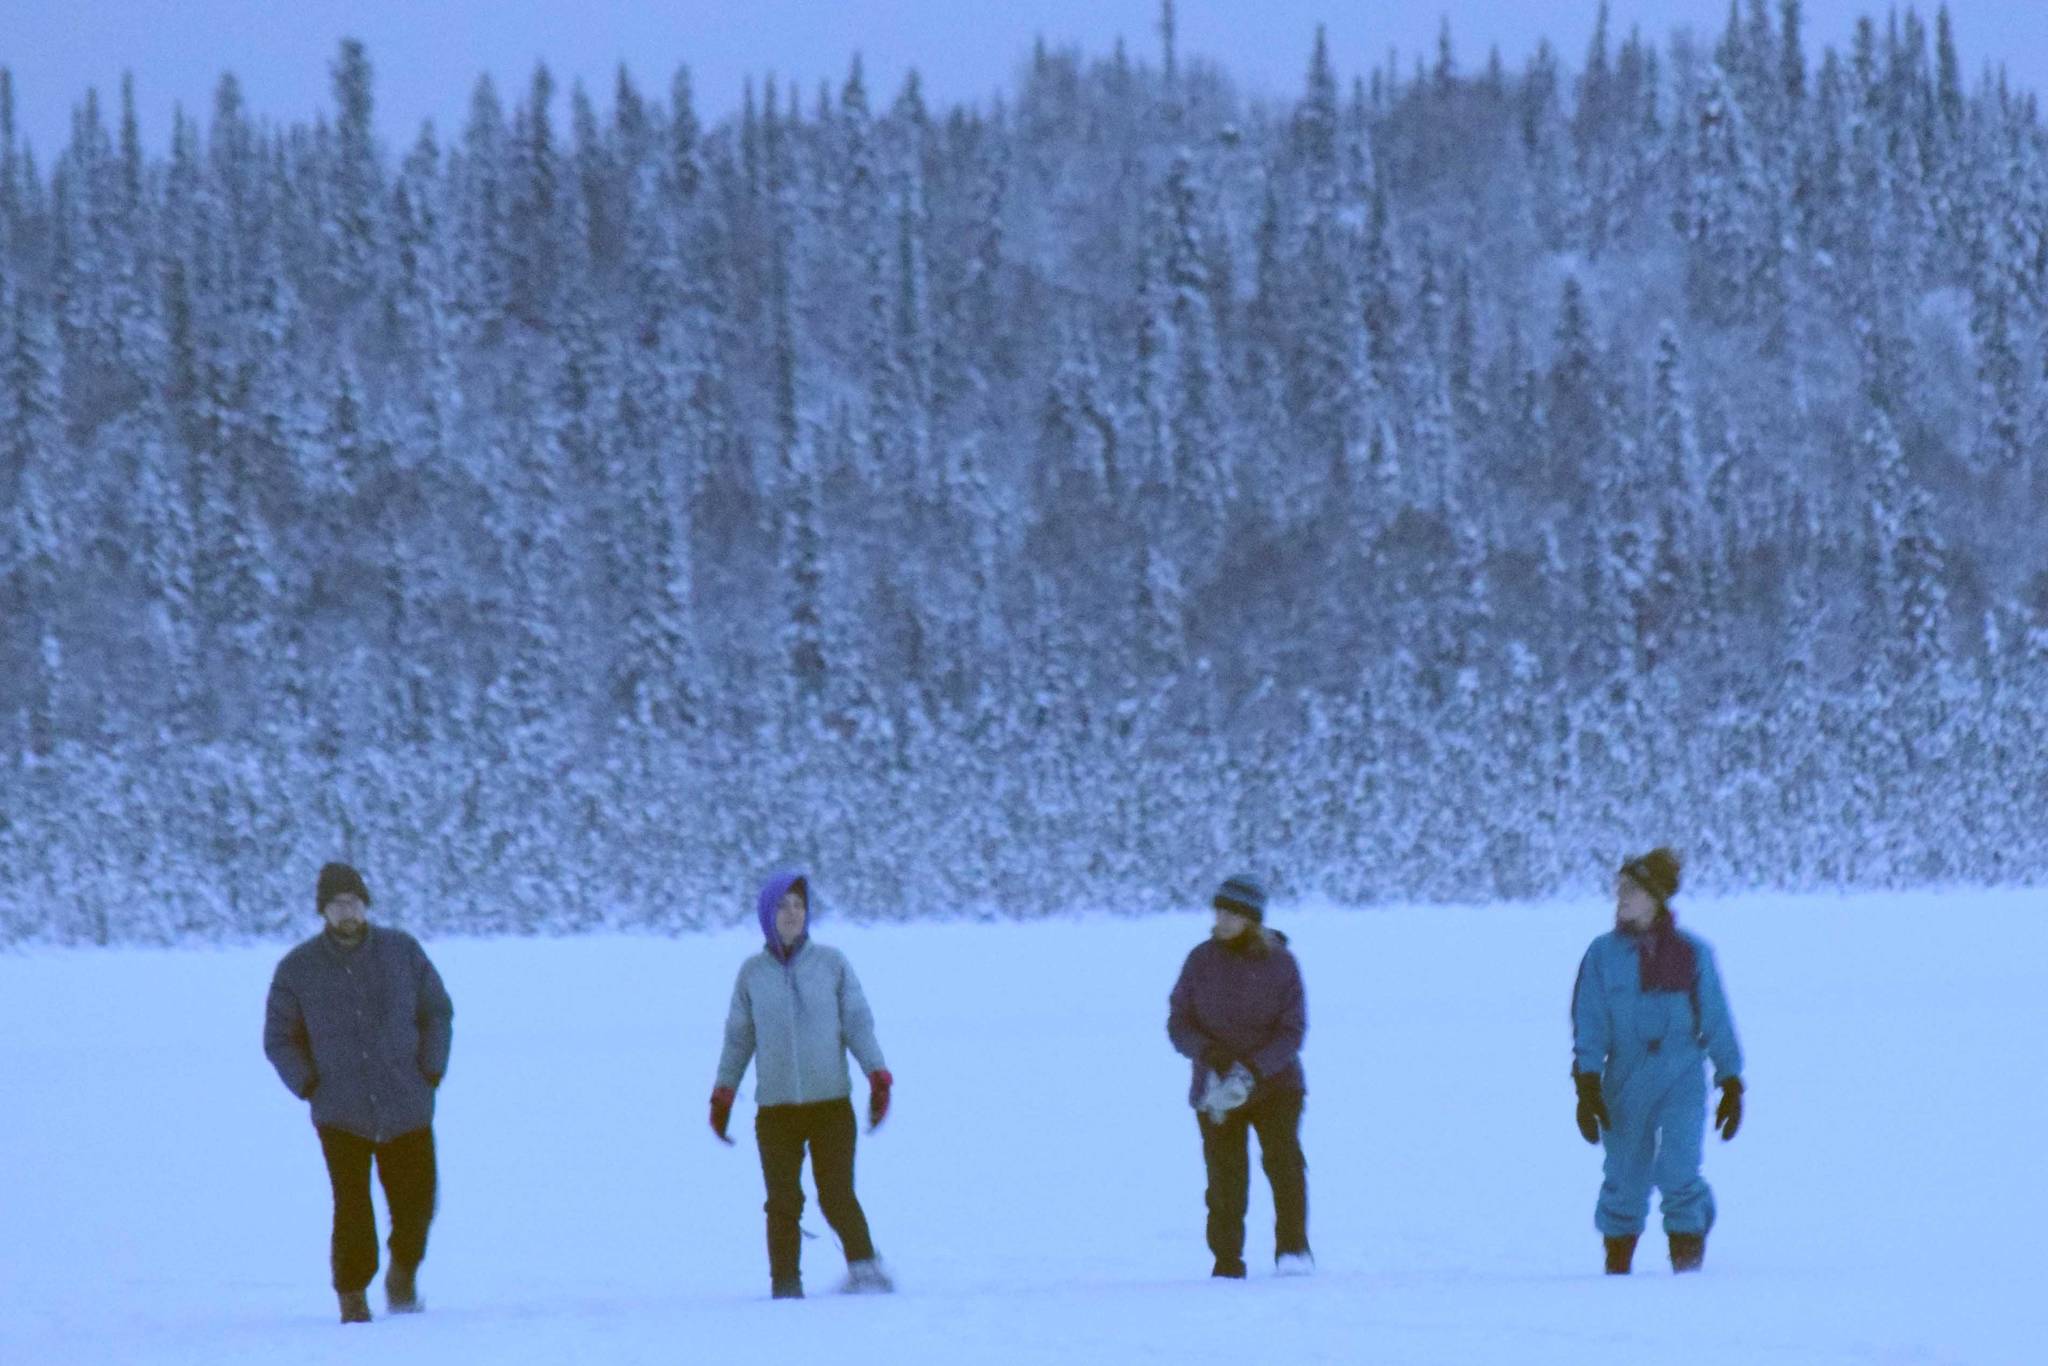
[{"x1": 1198, "y1": 1063, "x2": 1255, "y2": 1121}]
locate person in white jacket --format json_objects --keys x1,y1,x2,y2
[{"x1": 711, "y1": 870, "x2": 895, "y2": 1300}]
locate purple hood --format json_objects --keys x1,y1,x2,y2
[{"x1": 757, "y1": 870, "x2": 810, "y2": 959}]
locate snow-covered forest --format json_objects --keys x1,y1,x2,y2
[{"x1": 1, "y1": 3, "x2": 2043, "y2": 944}]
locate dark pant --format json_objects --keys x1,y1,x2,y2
[
  {"x1": 1198, "y1": 1089, "x2": 1308, "y2": 1267},
  {"x1": 755, "y1": 1099, "x2": 875, "y2": 1283},
  {"x1": 317, "y1": 1126, "x2": 438, "y2": 1294}
]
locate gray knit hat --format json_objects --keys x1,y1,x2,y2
[{"x1": 1212, "y1": 874, "x2": 1267, "y2": 921}]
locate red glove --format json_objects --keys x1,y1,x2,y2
[
  {"x1": 867, "y1": 1070, "x2": 893, "y2": 1131},
  {"x1": 710, "y1": 1085, "x2": 736, "y2": 1145}
]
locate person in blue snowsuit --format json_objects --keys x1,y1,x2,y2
[{"x1": 1570, "y1": 848, "x2": 1743, "y2": 1275}]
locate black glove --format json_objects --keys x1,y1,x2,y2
[
  {"x1": 1573, "y1": 1072, "x2": 1609, "y2": 1144},
  {"x1": 1202, "y1": 1045, "x2": 1238, "y2": 1075},
  {"x1": 1715, "y1": 1077, "x2": 1743, "y2": 1141}
]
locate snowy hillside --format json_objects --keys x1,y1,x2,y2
[
  {"x1": 5, "y1": 890, "x2": 2043, "y2": 1364},
  {"x1": 5, "y1": 6, "x2": 2048, "y2": 941}
]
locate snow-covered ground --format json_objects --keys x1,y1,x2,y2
[{"x1": 4, "y1": 889, "x2": 2044, "y2": 1365}]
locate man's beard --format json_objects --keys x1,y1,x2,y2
[{"x1": 327, "y1": 920, "x2": 369, "y2": 948}]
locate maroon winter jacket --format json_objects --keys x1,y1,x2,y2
[{"x1": 1166, "y1": 929, "x2": 1307, "y2": 1107}]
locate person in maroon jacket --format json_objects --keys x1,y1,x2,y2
[{"x1": 1167, "y1": 874, "x2": 1311, "y2": 1279}]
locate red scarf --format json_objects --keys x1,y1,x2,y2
[{"x1": 1631, "y1": 909, "x2": 1696, "y2": 993}]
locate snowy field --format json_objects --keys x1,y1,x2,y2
[{"x1": 4, "y1": 889, "x2": 2045, "y2": 1366}]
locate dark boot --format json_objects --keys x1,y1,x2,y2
[
  {"x1": 385, "y1": 1260, "x2": 422, "y2": 1314},
  {"x1": 771, "y1": 1277, "x2": 804, "y2": 1300},
  {"x1": 1603, "y1": 1235, "x2": 1638, "y2": 1275},
  {"x1": 1212, "y1": 1259, "x2": 1247, "y2": 1279},
  {"x1": 1669, "y1": 1232, "x2": 1706, "y2": 1273},
  {"x1": 338, "y1": 1290, "x2": 372, "y2": 1324}
]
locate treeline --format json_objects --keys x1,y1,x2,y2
[{"x1": 1, "y1": 2, "x2": 2044, "y2": 943}]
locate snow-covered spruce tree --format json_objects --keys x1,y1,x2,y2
[
  {"x1": 1680, "y1": 60, "x2": 1770, "y2": 329},
  {"x1": 2, "y1": 14, "x2": 2046, "y2": 939},
  {"x1": 326, "y1": 40, "x2": 384, "y2": 309},
  {"x1": 0, "y1": 68, "x2": 20, "y2": 240},
  {"x1": 505, "y1": 63, "x2": 565, "y2": 330},
  {"x1": 3, "y1": 285, "x2": 66, "y2": 760},
  {"x1": 451, "y1": 75, "x2": 513, "y2": 343}
]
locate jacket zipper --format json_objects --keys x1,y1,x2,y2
[{"x1": 785, "y1": 955, "x2": 805, "y2": 1102}]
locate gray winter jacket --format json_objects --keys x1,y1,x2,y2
[
  {"x1": 264, "y1": 925, "x2": 454, "y2": 1143},
  {"x1": 716, "y1": 939, "x2": 886, "y2": 1106}
]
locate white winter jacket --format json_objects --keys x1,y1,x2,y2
[{"x1": 715, "y1": 939, "x2": 887, "y2": 1106}]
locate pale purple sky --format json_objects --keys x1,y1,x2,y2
[{"x1": 3, "y1": 2, "x2": 2041, "y2": 157}]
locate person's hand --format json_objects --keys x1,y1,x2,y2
[
  {"x1": 1714, "y1": 1077, "x2": 1743, "y2": 1141},
  {"x1": 1198, "y1": 1064, "x2": 1254, "y2": 1122},
  {"x1": 710, "y1": 1085, "x2": 737, "y2": 1145},
  {"x1": 867, "y1": 1070, "x2": 893, "y2": 1132},
  {"x1": 1573, "y1": 1072, "x2": 1609, "y2": 1145},
  {"x1": 1202, "y1": 1045, "x2": 1237, "y2": 1076}
]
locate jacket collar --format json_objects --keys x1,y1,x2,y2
[
  {"x1": 320, "y1": 923, "x2": 373, "y2": 959},
  {"x1": 1218, "y1": 926, "x2": 1283, "y2": 959}
]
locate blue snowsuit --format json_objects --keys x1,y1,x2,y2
[{"x1": 1571, "y1": 919, "x2": 1743, "y2": 1238}]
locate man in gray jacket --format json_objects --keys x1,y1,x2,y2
[
  {"x1": 264, "y1": 863, "x2": 454, "y2": 1324},
  {"x1": 712, "y1": 870, "x2": 894, "y2": 1300}
]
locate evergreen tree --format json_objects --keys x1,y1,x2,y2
[
  {"x1": 1447, "y1": 257, "x2": 1481, "y2": 433},
  {"x1": 670, "y1": 67, "x2": 704, "y2": 201},
  {"x1": 1863, "y1": 411, "x2": 1947, "y2": 678},
  {"x1": 1780, "y1": 0, "x2": 1807, "y2": 105},
  {"x1": 454, "y1": 75, "x2": 511, "y2": 337},
  {"x1": 1934, "y1": 5, "x2": 1963, "y2": 131},
  {"x1": 1292, "y1": 26, "x2": 1339, "y2": 172},
  {"x1": 1159, "y1": 0, "x2": 1179, "y2": 89},
  {"x1": 891, "y1": 136, "x2": 934, "y2": 488},
  {"x1": 613, "y1": 373, "x2": 698, "y2": 732},
  {"x1": 3, "y1": 289, "x2": 66, "y2": 750},
  {"x1": 122, "y1": 397, "x2": 200, "y2": 729},
  {"x1": 508, "y1": 63, "x2": 561, "y2": 327},
  {"x1": 1648, "y1": 323, "x2": 1706, "y2": 539},
  {"x1": 1360, "y1": 178, "x2": 1399, "y2": 391},
  {"x1": 1546, "y1": 275, "x2": 1605, "y2": 502},
  {"x1": 1681, "y1": 61, "x2": 1768, "y2": 326},
  {"x1": 328, "y1": 39, "x2": 382, "y2": 302},
  {"x1": 2, "y1": 14, "x2": 2044, "y2": 938},
  {"x1": 570, "y1": 81, "x2": 616, "y2": 270},
  {"x1": 779, "y1": 427, "x2": 827, "y2": 715},
  {"x1": 1159, "y1": 150, "x2": 1227, "y2": 523},
  {"x1": 0, "y1": 67, "x2": 19, "y2": 233}
]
